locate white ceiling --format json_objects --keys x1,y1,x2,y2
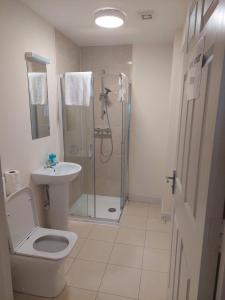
[{"x1": 21, "y1": 0, "x2": 188, "y2": 46}]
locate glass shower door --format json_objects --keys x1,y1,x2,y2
[{"x1": 61, "y1": 81, "x2": 95, "y2": 218}]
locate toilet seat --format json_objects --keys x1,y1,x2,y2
[
  {"x1": 6, "y1": 187, "x2": 77, "y2": 260},
  {"x1": 15, "y1": 226, "x2": 76, "y2": 260}
]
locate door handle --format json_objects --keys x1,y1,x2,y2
[{"x1": 166, "y1": 170, "x2": 176, "y2": 194}]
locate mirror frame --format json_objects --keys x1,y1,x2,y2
[{"x1": 25, "y1": 52, "x2": 51, "y2": 140}]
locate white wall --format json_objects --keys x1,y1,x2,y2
[
  {"x1": 55, "y1": 30, "x2": 80, "y2": 74},
  {"x1": 0, "y1": 0, "x2": 59, "y2": 225},
  {"x1": 129, "y1": 44, "x2": 173, "y2": 202},
  {"x1": 161, "y1": 30, "x2": 184, "y2": 214}
]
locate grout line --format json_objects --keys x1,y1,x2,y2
[
  {"x1": 138, "y1": 225, "x2": 147, "y2": 300},
  {"x1": 64, "y1": 257, "x2": 75, "y2": 275},
  {"x1": 96, "y1": 237, "x2": 115, "y2": 297},
  {"x1": 67, "y1": 252, "x2": 169, "y2": 273},
  {"x1": 70, "y1": 238, "x2": 88, "y2": 259},
  {"x1": 87, "y1": 237, "x2": 118, "y2": 243},
  {"x1": 112, "y1": 241, "x2": 145, "y2": 247},
  {"x1": 96, "y1": 290, "x2": 138, "y2": 300},
  {"x1": 107, "y1": 262, "x2": 142, "y2": 271},
  {"x1": 108, "y1": 242, "x2": 116, "y2": 265}
]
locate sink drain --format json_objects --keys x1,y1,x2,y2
[{"x1": 108, "y1": 208, "x2": 116, "y2": 213}]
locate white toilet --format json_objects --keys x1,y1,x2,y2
[{"x1": 5, "y1": 187, "x2": 77, "y2": 298}]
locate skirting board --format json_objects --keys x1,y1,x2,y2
[{"x1": 128, "y1": 194, "x2": 161, "y2": 204}]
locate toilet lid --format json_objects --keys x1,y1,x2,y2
[{"x1": 6, "y1": 187, "x2": 39, "y2": 250}]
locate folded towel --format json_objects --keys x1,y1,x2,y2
[
  {"x1": 118, "y1": 73, "x2": 128, "y2": 102},
  {"x1": 64, "y1": 72, "x2": 93, "y2": 106},
  {"x1": 28, "y1": 72, "x2": 47, "y2": 105}
]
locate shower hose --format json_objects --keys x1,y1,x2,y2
[{"x1": 100, "y1": 104, "x2": 113, "y2": 164}]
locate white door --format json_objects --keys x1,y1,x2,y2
[
  {"x1": 168, "y1": 0, "x2": 225, "y2": 299},
  {"x1": 0, "y1": 158, "x2": 13, "y2": 300}
]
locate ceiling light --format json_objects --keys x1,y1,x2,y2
[{"x1": 94, "y1": 8, "x2": 126, "y2": 28}]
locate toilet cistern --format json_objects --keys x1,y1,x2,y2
[{"x1": 32, "y1": 162, "x2": 82, "y2": 230}]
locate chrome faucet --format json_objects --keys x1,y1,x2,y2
[{"x1": 44, "y1": 160, "x2": 56, "y2": 171}]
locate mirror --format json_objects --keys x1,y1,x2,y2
[{"x1": 25, "y1": 53, "x2": 50, "y2": 139}]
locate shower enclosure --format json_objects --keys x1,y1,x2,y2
[{"x1": 60, "y1": 71, "x2": 131, "y2": 222}]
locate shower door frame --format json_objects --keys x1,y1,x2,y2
[{"x1": 120, "y1": 83, "x2": 132, "y2": 211}]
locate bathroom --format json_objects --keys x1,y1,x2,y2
[{"x1": 1, "y1": 0, "x2": 225, "y2": 299}]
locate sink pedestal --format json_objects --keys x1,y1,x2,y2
[{"x1": 48, "y1": 184, "x2": 69, "y2": 230}]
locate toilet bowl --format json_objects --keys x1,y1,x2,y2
[{"x1": 5, "y1": 187, "x2": 77, "y2": 298}]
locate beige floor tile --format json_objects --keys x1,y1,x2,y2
[
  {"x1": 109, "y1": 243, "x2": 143, "y2": 268},
  {"x1": 69, "y1": 238, "x2": 86, "y2": 258},
  {"x1": 96, "y1": 292, "x2": 133, "y2": 300},
  {"x1": 67, "y1": 259, "x2": 106, "y2": 291},
  {"x1": 143, "y1": 248, "x2": 170, "y2": 272},
  {"x1": 139, "y1": 270, "x2": 168, "y2": 300},
  {"x1": 146, "y1": 218, "x2": 171, "y2": 233},
  {"x1": 69, "y1": 221, "x2": 93, "y2": 238},
  {"x1": 116, "y1": 227, "x2": 146, "y2": 246},
  {"x1": 64, "y1": 258, "x2": 74, "y2": 273},
  {"x1": 148, "y1": 204, "x2": 161, "y2": 218},
  {"x1": 54, "y1": 286, "x2": 97, "y2": 300},
  {"x1": 14, "y1": 293, "x2": 51, "y2": 300},
  {"x1": 89, "y1": 224, "x2": 118, "y2": 242},
  {"x1": 145, "y1": 231, "x2": 171, "y2": 250},
  {"x1": 120, "y1": 214, "x2": 147, "y2": 229},
  {"x1": 123, "y1": 205, "x2": 149, "y2": 218},
  {"x1": 126, "y1": 201, "x2": 150, "y2": 209},
  {"x1": 100, "y1": 265, "x2": 141, "y2": 299},
  {"x1": 78, "y1": 239, "x2": 113, "y2": 263}
]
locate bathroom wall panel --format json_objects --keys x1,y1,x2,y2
[
  {"x1": 130, "y1": 43, "x2": 173, "y2": 203},
  {"x1": 0, "y1": 1, "x2": 81, "y2": 225},
  {"x1": 55, "y1": 30, "x2": 86, "y2": 208},
  {"x1": 0, "y1": 0, "x2": 59, "y2": 225},
  {"x1": 55, "y1": 30, "x2": 80, "y2": 74},
  {"x1": 80, "y1": 45, "x2": 132, "y2": 197}
]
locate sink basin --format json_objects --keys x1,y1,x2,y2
[{"x1": 32, "y1": 162, "x2": 82, "y2": 185}]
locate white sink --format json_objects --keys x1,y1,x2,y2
[
  {"x1": 31, "y1": 162, "x2": 82, "y2": 230},
  {"x1": 32, "y1": 162, "x2": 82, "y2": 185}
]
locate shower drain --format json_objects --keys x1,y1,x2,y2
[{"x1": 108, "y1": 208, "x2": 116, "y2": 213}]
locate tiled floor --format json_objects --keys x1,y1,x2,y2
[{"x1": 14, "y1": 202, "x2": 172, "y2": 300}]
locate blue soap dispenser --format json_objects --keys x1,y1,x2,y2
[{"x1": 48, "y1": 152, "x2": 57, "y2": 166}]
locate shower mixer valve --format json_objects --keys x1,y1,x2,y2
[{"x1": 94, "y1": 128, "x2": 112, "y2": 138}]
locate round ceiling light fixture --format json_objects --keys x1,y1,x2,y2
[{"x1": 94, "y1": 8, "x2": 126, "y2": 28}]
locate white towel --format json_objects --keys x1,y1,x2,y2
[
  {"x1": 118, "y1": 73, "x2": 128, "y2": 102},
  {"x1": 64, "y1": 72, "x2": 92, "y2": 106},
  {"x1": 28, "y1": 72, "x2": 47, "y2": 105}
]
